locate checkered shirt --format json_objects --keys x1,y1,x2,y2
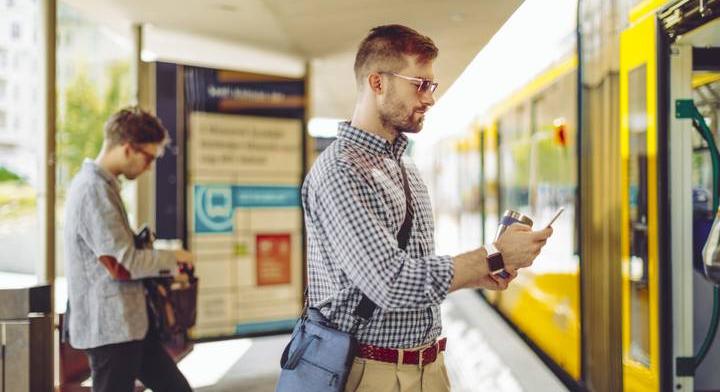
[{"x1": 302, "y1": 121, "x2": 454, "y2": 349}]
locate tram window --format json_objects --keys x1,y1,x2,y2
[
  {"x1": 483, "y1": 127, "x2": 499, "y2": 244},
  {"x1": 529, "y1": 78, "x2": 578, "y2": 270},
  {"x1": 499, "y1": 105, "x2": 531, "y2": 214},
  {"x1": 691, "y1": 79, "x2": 720, "y2": 272},
  {"x1": 498, "y1": 74, "x2": 578, "y2": 273},
  {"x1": 628, "y1": 64, "x2": 651, "y2": 367}
]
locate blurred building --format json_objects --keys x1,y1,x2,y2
[{"x1": 0, "y1": 0, "x2": 40, "y2": 185}]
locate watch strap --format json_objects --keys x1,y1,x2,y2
[{"x1": 484, "y1": 244, "x2": 505, "y2": 274}]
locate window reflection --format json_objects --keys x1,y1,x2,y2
[{"x1": 627, "y1": 64, "x2": 650, "y2": 367}]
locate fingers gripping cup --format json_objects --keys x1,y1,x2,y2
[
  {"x1": 495, "y1": 210, "x2": 534, "y2": 241},
  {"x1": 489, "y1": 210, "x2": 534, "y2": 279}
]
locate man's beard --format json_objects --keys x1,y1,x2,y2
[{"x1": 379, "y1": 89, "x2": 425, "y2": 134}]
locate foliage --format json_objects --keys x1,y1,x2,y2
[
  {"x1": 56, "y1": 61, "x2": 131, "y2": 192},
  {"x1": 0, "y1": 183, "x2": 36, "y2": 220},
  {"x1": 0, "y1": 166, "x2": 23, "y2": 183}
]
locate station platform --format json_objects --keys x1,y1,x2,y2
[{"x1": 177, "y1": 290, "x2": 568, "y2": 392}]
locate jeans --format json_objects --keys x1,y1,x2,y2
[{"x1": 84, "y1": 330, "x2": 192, "y2": 392}]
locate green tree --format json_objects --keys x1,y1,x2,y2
[
  {"x1": 56, "y1": 61, "x2": 130, "y2": 192},
  {"x1": 102, "y1": 61, "x2": 131, "y2": 120}
]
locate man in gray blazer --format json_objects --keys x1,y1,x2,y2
[{"x1": 63, "y1": 107, "x2": 193, "y2": 392}]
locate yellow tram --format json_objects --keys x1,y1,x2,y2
[{"x1": 432, "y1": 1, "x2": 720, "y2": 390}]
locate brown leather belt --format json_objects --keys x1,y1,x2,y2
[{"x1": 357, "y1": 337, "x2": 447, "y2": 367}]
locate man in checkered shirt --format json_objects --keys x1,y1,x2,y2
[{"x1": 302, "y1": 25, "x2": 553, "y2": 392}]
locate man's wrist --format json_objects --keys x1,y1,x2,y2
[
  {"x1": 484, "y1": 243, "x2": 506, "y2": 276},
  {"x1": 450, "y1": 250, "x2": 485, "y2": 292}
]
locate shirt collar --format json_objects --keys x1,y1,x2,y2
[
  {"x1": 83, "y1": 158, "x2": 121, "y2": 193},
  {"x1": 337, "y1": 121, "x2": 408, "y2": 160}
]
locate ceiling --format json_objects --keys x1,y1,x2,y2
[{"x1": 63, "y1": 0, "x2": 523, "y2": 119}]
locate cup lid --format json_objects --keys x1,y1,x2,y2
[{"x1": 503, "y1": 209, "x2": 534, "y2": 226}]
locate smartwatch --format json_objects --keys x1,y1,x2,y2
[{"x1": 484, "y1": 243, "x2": 509, "y2": 278}]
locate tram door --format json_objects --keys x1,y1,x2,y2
[
  {"x1": 620, "y1": 11, "x2": 662, "y2": 392},
  {"x1": 670, "y1": 14, "x2": 720, "y2": 391}
]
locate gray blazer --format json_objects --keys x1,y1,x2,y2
[{"x1": 63, "y1": 160, "x2": 177, "y2": 349}]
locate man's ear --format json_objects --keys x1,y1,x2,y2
[
  {"x1": 368, "y1": 73, "x2": 383, "y2": 95},
  {"x1": 122, "y1": 143, "x2": 132, "y2": 157}
]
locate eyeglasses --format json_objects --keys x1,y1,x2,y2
[
  {"x1": 383, "y1": 72, "x2": 438, "y2": 94},
  {"x1": 131, "y1": 144, "x2": 161, "y2": 164}
]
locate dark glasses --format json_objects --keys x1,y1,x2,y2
[{"x1": 383, "y1": 72, "x2": 438, "y2": 94}]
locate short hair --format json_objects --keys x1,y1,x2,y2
[
  {"x1": 353, "y1": 24, "x2": 438, "y2": 87},
  {"x1": 103, "y1": 107, "x2": 169, "y2": 148}
]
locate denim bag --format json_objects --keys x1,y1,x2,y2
[
  {"x1": 276, "y1": 305, "x2": 368, "y2": 391},
  {"x1": 275, "y1": 160, "x2": 414, "y2": 391}
]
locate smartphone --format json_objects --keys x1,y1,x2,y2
[{"x1": 545, "y1": 207, "x2": 565, "y2": 228}]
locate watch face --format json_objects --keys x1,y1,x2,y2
[{"x1": 487, "y1": 252, "x2": 505, "y2": 273}]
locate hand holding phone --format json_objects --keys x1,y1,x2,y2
[
  {"x1": 544, "y1": 207, "x2": 565, "y2": 228},
  {"x1": 490, "y1": 209, "x2": 562, "y2": 281}
]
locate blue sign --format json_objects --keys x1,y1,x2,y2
[{"x1": 194, "y1": 184, "x2": 300, "y2": 234}]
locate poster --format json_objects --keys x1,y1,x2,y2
[
  {"x1": 154, "y1": 63, "x2": 306, "y2": 339},
  {"x1": 188, "y1": 112, "x2": 304, "y2": 338},
  {"x1": 256, "y1": 234, "x2": 292, "y2": 286}
]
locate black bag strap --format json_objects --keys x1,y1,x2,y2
[
  {"x1": 281, "y1": 334, "x2": 320, "y2": 370},
  {"x1": 302, "y1": 159, "x2": 414, "y2": 326},
  {"x1": 352, "y1": 160, "x2": 413, "y2": 321},
  {"x1": 397, "y1": 158, "x2": 414, "y2": 251}
]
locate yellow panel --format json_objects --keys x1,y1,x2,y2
[
  {"x1": 692, "y1": 72, "x2": 720, "y2": 89},
  {"x1": 469, "y1": 129, "x2": 481, "y2": 151},
  {"x1": 485, "y1": 122, "x2": 498, "y2": 153},
  {"x1": 629, "y1": 0, "x2": 671, "y2": 24},
  {"x1": 619, "y1": 14, "x2": 660, "y2": 392},
  {"x1": 497, "y1": 272, "x2": 581, "y2": 379}
]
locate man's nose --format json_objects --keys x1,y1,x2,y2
[{"x1": 420, "y1": 90, "x2": 435, "y2": 107}]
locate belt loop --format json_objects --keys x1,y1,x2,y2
[
  {"x1": 418, "y1": 348, "x2": 424, "y2": 369},
  {"x1": 397, "y1": 349, "x2": 404, "y2": 368},
  {"x1": 433, "y1": 340, "x2": 440, "y2": 364}
]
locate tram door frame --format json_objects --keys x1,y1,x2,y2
[
  {"x1": 620, "y1": 11, "x2": 663, "y2": 392},
  {"x1": 667, "y1": 42, "x2": 694, "y2": 392},
  {"x1": 669, "y1": 15, "x2": 720, "y2": 390}
]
